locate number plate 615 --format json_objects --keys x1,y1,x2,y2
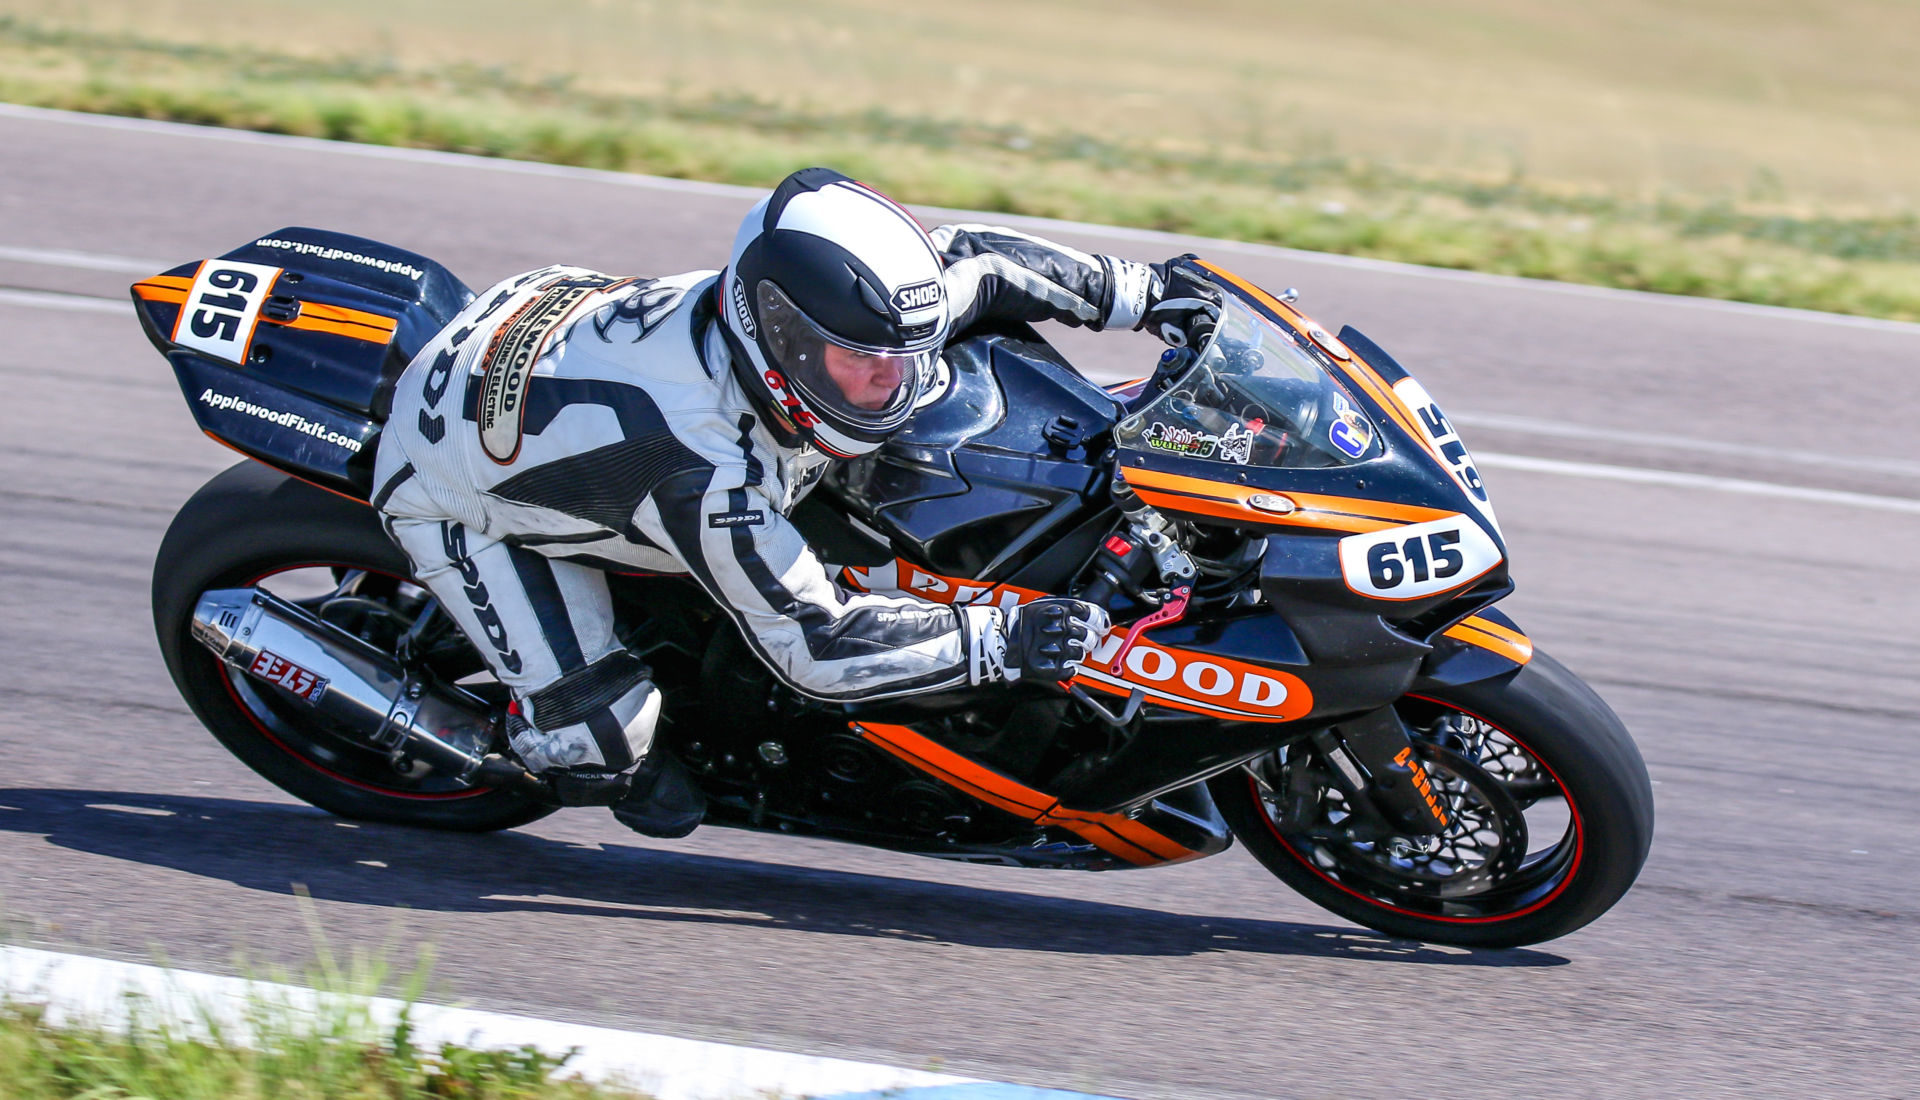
[{"x1": 1337, "y1": 514, "x2": 1503, "y2": 601}]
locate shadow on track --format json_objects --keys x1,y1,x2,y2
[{"x1": 0, "y1": 789, "x2": 1566, "y2": 966}]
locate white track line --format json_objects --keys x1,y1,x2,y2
[
  {"x1": 0, "y1": 243, "x2": 166, "y2": 273},
  {"x1": 0, "y1": 945, "x2": 1115, "y2": 1100},
  {"x1": 1454, "y1": 411, "x2": 1920, "y2": 479},
  {"x1": 0, "y1": 287, "x2": 128, "y2": 313},
  {"x1": 1478, "y1": 451, "x2": 1920, "y2": 513},
  {"x1": 8, "y1": 279, "x2": 1915, "y2": 513},
  {"x1": 2, "y1": 101, "x2": 1917, "y2": 338}
]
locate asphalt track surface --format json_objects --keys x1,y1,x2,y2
[{"x1": 2, "y1": 106, "x2": 1917, "y2": 1099}]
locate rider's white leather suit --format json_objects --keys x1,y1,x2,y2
[{"x1": 372, "y1": 224, "x2": 1154, "y2": 775}]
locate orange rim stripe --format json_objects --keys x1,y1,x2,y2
[
  {"x1": 855, "y1": 722, "x2": 1194, "y2": 866},
  {"x1": 1442, "y1": 615, "x2": 1534, "y2": 665}
]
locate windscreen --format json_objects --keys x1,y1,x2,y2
[{"x1": 1114, "y1": 295, "x2": 1378, "y2": 469}]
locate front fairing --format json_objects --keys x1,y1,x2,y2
[{"x1": 1115, "y1": 266, "x2": 1510, "y2": 633}]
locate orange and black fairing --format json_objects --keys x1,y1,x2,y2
[
  {"x1": 853, "y1": 722, "x2": 1227, "y2": 868},
  {"x1": 132, "y1": 226, "x2": 474, "y2": 498}
]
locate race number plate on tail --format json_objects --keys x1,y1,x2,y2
[
  {"x1": 171, "y1": 260, "x2": 282, "y2": 365},
  {"x1": 1390, "y1": 377, "x2": 1500, "y2": 536},
  {"x1": 1338, "y1": 514, "x2": 1503, "y2": 601}
]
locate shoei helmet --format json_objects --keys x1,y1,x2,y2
[{"x1": 720, "y1": 167, "x2": 949, "y2": 458}]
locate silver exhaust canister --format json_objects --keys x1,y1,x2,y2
[{"x1": 191, "y1": 587, "x2": 504, "y2": 782}]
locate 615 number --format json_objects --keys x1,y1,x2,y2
[
  {"x1": 1367, "y1": 529, "x2": 1464, "y2": 589},
  {"x1": 189, "y1": 267, "x2": 260, "y2": 342}
]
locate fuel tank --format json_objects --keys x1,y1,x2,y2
[{"x1": 820, "y1": 326, "x2": 1123, "y2": 590}]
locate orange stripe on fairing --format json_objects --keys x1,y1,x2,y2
[
  {"x1": 136, "y1": 276, "x2": 396, "y2": 346},
  {"x1": 1121, "y1": 465, "x2": 1451, "y2": 534},
  {"x1": 855, "y1": 722, "x2": 1197, "y2": 866},
  {"x1": 132, "y1": 274, "x2": 193, "y2": 304},
  {"x1": 165, "y1": 261, "x2": 208, "y2": 343},
  {"x1": 1442, "y1": 615, "x2": 1534, "y2": 665},
  {"x1": 1194, "y1": 260, "x2": 1438, "y2": 461}
]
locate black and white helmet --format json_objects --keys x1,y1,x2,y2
[{"x1": 721, "y1": 167, "x2": 949, "y2": 458}]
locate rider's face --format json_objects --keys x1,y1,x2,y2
[{"x1": 822, "y1": 344, "x2": 909, "y2": 411}]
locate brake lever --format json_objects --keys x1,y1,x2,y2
[{"x1": 1107, "y1": 584, "x2": 1192, "y2": 674}]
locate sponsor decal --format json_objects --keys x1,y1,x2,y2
[
  {"x1": 1394, "y1": 745, "x2": 1451, "y2": 827},
  {"x1": 709, "y1": 509, "x2": 766, "y2": 529},
  {"x1": 441, "y1": 522, "x2": 523, "y2": 675},
  {"x1": 891, "y1": 279, "x2": 941, "y2": 312},
  {"x1": 246, "y1": 649, "x2": 330, "y2": 704},
  {"x1": 477, "y1": 275, "x2": 622, "y2": 463},
  {"x1": 1217, "y1": 421, "x2": 1256, "y2": 465},
  {"x1": 173, "y1": 260, "x2": 281, "y2": 365},
  {"x1": 730, "y1": 277, "x2": 757, "y2": 340},
  {"x1": 761, "y1": 369, "x2": 821, "y2": 429},
  {"x1": 1390, "y1": 377, "x2": 1500, "y2": 534},
  {"x1": 1071, "y1": 631, "x2": 1313, "y2": 723},
  {"x1": 1336, "y1": 513, "x2": 1502, "y2": 601},
  {"x1": 1144, "y1": 422, "x2": 1218, "y2": 459},
  {"x1": 1328, "y1": 393, "x2": 1373, "y2": 459},
  {"x1": 842, "y1": 557, "x2": 1313, "y2": 722},
  {"x1": 252, "y1": 238, "x2": 425, "y2": 281},
  {"x1": 197, "y1": 388, "x2": 364, "y2": 452}
]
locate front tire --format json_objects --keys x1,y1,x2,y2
[
  {"x1": 1212, "y1": 651, "x2": 1654, "y2": 947},
  {"x1": 153, "y1": 461, "x2": 553, "y2": 832}
]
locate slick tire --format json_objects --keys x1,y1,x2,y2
[
  {"x1": 1212, "y1": 650, "x2": 1655, "y2": 948},
  {"x1": 153, "y1": 460, "x2": 553, "y2": 832}
]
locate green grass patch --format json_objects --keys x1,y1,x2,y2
[
  {"x1": 3, "y1": 11, "x2": 1918, "y2": 321},
  {"x1": 0, "y1": 999, "x2": 639, "y2": 1100}
]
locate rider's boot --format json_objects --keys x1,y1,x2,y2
[
  {"x1": 609, "y1": 750, "x2": 706, "y2": 838},
  {"x1": 511, "y1": 671, "x2": 704, "y2": 837}
]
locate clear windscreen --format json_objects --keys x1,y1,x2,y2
[{"x1": 1114, "y1": 295, "x2": 1378, "y2": 468}]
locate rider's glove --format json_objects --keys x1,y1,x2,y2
[
  {"x1": 1000, "y1": 598, "x2": 1111, "y2": 683},
  {"x1": 1139, "y1": 254, "x2": 1225, "y2": 349}
]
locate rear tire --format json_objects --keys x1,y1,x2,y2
[
  {"x1": 153, "y1": 461, "x2": 553, "y2": 832},
  {"x1": 1212, "y1": 651, "x2": 1654, "y2": 947}
]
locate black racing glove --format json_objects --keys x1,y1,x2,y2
[
  {"x1": 1139, "y1": 254, "x2": 1225, "y2": 349},
  {"x1": 1004, "y1": 598, "x2": 1111, "y2": 683}
]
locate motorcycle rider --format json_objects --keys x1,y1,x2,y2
[{"x1": 371, "y1": 166, "x2": 1223, "y2": 837}]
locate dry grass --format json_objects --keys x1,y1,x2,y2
[{"x1": 2, "y1": 0, "x2": 1917, "y2": 317}]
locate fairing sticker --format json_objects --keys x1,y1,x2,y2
[
  {"x1": 1389, "y1": 377, "x2": 1500, "y2": 536},
  {"x1": 1337, "y1": 513, "x2": 1503, "y2": 601},
  {"x1": 843, "y1": 558, "x2": 1314, "y2": 723},
  {"x1": 171, "y1": 260, "x2": 282, "y2": 365}
]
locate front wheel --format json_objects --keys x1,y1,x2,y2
[
  {"x1": 1211, "y1": 651, "x2": 1654, "y2": 947},
  {"x1": 153, "y1": 461, "x2": 554, "y2": 832}
]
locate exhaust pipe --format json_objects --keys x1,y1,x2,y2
[{"x1": 191, "y1": 587, "x2": 525, "y2": 787}]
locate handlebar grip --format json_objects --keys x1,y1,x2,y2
[{"x1": 1079, "y1": 573, "x2": 1116, "y2": 608}]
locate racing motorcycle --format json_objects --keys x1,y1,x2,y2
[{"x1": 136, "y1": 228, "x2": 1653, "y2": 948}]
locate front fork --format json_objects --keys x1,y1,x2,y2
[{"x1": 1304, "y1": 705, "x2": 1452, "y2": 838}]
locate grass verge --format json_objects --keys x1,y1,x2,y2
[
  {"x1": 3, "y1": 13, "x2": 1918, "y2": 321},
  {"x1": 0, "y1": 998, "x2": 640, "y2": 1100}
]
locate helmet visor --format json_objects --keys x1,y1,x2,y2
[{"x1": 756, "y1": 280, "x2": 930, "y2": 427}]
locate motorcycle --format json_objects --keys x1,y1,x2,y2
[{"x1": 135, "y1": 227, "x2": 1653, "y2": 948}]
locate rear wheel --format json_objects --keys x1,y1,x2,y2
[
  {"x1": 1211, "y1": 651, "x2": 1653, "y2": 947},
  {"x1": 153, "y1": 461, "x2": 553, "y2": 831}
]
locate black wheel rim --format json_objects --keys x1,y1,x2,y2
[
  {"x1": 216, "y1": 563, "x2": 498, "y2": 800},
  {"x1": 1249, "y1": 696, "x2": 1584, "y2": 924}
]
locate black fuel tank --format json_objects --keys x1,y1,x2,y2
[{"x1": 822, "y1": 328, "x2": 1123, "y2": 586}]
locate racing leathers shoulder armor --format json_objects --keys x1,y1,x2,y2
[{"x1": 372, "y1": 225, "x2": 1151, "y2": 771}]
